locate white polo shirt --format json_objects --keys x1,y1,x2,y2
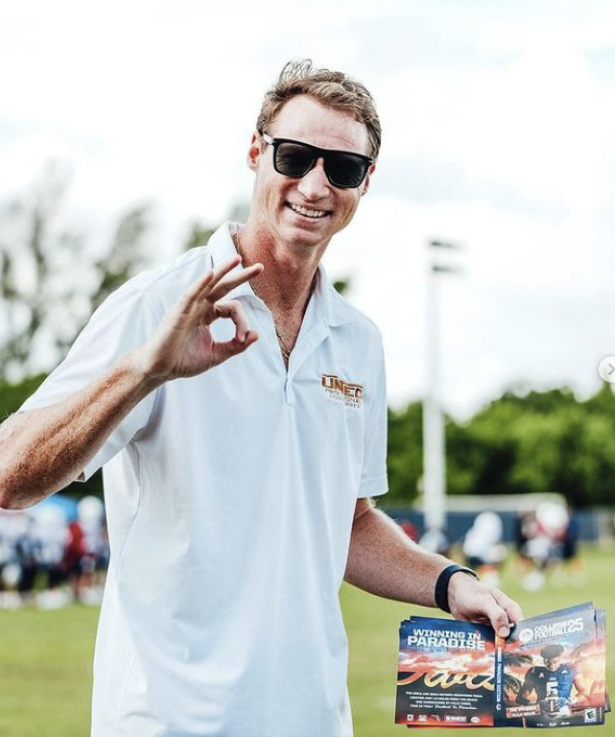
[{"x1": 21, "y1": 223, "x2": 388, "y2": 737}]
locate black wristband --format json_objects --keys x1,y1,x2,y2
[{"x1": 434, "y1": 564, "x2": 478, "y2": 613}]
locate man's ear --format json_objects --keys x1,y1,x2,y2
[
  {"x1": 247, "y1": 131, "x2": 262, "y2": 171},
  {"x1": 360, "y1": 162, "x2": 377, "y2": 196}
]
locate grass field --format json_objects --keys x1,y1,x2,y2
[{"x1": 0, "y1": 547, "x2": 612, "y2": 736}]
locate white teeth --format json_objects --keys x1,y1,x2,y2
[{"x1": 289, "y1": 203, "x2": 327, "y2": 218}]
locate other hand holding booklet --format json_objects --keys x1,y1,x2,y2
[{"x1": 395, "y1": 602, "x2": 608, "y2": 729}]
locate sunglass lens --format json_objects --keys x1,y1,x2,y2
[
  {"x1": 326, "y1": 152, "x2": 367, "y2": 188},
  {"x1": 275, "y1": 142, "x2": 315, "y2": 178}
]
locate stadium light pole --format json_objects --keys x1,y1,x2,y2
[{"x1": 423, "y1": 239, "x2": 462, "y2": 537}]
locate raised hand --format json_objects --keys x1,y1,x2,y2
[{"x1": 135, "y1": 256, "x2": 264, "y2": 383}]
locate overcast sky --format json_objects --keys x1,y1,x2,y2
[{"x1": 2, "y1": 0, "x2": 615, "y2": 416}]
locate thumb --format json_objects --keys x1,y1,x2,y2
[{"x1": 212, "y1": 330, "x2": 259, "y2": 366}]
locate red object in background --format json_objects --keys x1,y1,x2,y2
[
  {"x1": 400, "y1": 521, "x2": 419, "y2": 543},
  {"x1": 64, "y1": 520, "x2": 86, "y2": 571}
]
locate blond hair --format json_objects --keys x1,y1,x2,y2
[{"x1": 256, "y1": 60, "x2": 381, "y2": 159}]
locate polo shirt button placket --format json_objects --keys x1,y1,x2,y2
[
  {"x1": 250, "y1": 297, "x2": 290, "y2": 388},
  {"x1": 284, "y1": 338, "x2": 300, "y2": 407},
  {"x1": 285, "y1": 376, "x2": 295, "y2": 405}
]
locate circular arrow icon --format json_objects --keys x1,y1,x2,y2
[{"x1": 598, "y1": 357, "x2": 615, "y2": 383}]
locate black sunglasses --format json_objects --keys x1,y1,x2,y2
[{"x1": 259, "y1": 131, "x2": 373, "y2": 189}]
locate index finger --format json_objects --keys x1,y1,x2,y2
[
  {"x1": 208, "y1": 262, "x2": 264, "y2": 301},
  {"x1": 207, "y1": 256, "x2": 242, "y2": 290}
]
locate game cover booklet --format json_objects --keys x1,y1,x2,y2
[{"x1": 395, "y1": 603, "x2": 608, "y2": 729}]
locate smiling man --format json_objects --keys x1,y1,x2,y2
[{"x1": 0, "y1": 60, "x2": 521, "y2": 737}]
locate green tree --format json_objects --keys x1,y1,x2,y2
[
  {"x1": 0, "y1": 374, "x2": 47, "y2": 420},
  {"x1": 386, "y1": 384, "x2": 615, "y2": 509},
  {"x1": 386, "y1": 401, "x2": 423, "y2": 503},
  {"x1": 448, "y1": 386, "x2": 615, "y2": 507}
]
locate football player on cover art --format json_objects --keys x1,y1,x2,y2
[{"x1": 517, "y1": 644, "x2": 587, "y2": 717}]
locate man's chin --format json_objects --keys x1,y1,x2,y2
[{"x1": 282, "y1": 223, "x2": 331, "y2": 248}]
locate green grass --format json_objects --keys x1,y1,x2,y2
[
  {"x1": 0, "y1": 605, "x2": 98, "y2": 736},
  {"x1": 0, "y1": 548, "x2": 612, "y2": 736}
]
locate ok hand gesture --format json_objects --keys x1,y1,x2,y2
[{"x1": 136, "y1": 256, "x2": 264, "y2": 383}]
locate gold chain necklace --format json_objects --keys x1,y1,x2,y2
[{"x1": 231, "y1": 228, "x2": 316, "y2": 366}]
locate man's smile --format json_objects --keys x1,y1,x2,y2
[{"x1": 287, "y1": 202, "x2": 330, "y2": 219}]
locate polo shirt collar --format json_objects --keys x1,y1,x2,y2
[{"x1": 207, "y1": 223, "x2": 354, "y2": 327}]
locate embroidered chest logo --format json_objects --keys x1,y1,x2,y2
[{"x1": 321, "y1": 374, "x2": 364, "y2": 409}]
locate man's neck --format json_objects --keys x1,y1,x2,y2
[{"x1": 233, "y1": 222, "x2": 322, "y2": 314}]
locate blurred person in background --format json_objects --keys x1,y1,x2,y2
[
  {"x1": 519, "y1": 502, "x2": 571, "y2": 591},
  {"x1": 76, "y1": 495, "x2": 108, "y2": 604},
  {"x1": 514, "y1": 509, "x2": 536, "y2": 575},
  {"x1": 553, "y1": 510, "x2": 585, "y2": 585},
  {"x1": 0, "y1": 60, "x2": 522, "y2": 737},
  {"x1": 13, "y1": 513, "x2": 38, "y2": 604},
  {"x1": 463, "y1": 511, "x2": 507, "y2": 587},
  {"x1": 31, "y1": 505, "x2": 71, "y2": 609},
  {"x1": 64, "y1": 513, "x2": 87, "y2": 602},
  {"x1": 0, "y1": 509, "x2": 35, "y2": 608},
  {"x1": 562, "y1": 515, "x2": 584, "y2": 577}
]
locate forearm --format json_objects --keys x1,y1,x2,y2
[
  {"x1": 345, "y1": 502, "x2": 523, "y2": 636},
  {"x1": 0, "y1": 256, "x2": 264, "y2": 511},
  {"x1": 344, "y1": 504, "x2": 450, "y2": 607},
  {"x1": 0, "y1": 352, "x2": 159, "y2": 509}
]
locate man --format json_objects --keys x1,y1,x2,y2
[
  {"x1": 517, "y1": 644, "x2": 586, "y2": 717},
  {"x1": 0, "y1": 60, "x2": 522, "y2": 737}
]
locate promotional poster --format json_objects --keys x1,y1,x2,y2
[
  {"x1": 396, "y1": 604, "x2": 608, "y2": 729},
  {"x1": 396, "y1": 617, "x2": 496, "y2": 727},
  {"x1": 500, "y1": 603, "x2": 607, "y2": 728}
]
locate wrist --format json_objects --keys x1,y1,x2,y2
[
  {"x1": 120, "y1": 351, "x2": 166, "y2": 394},
  {"x1": 434, "y1": 564, "x2": 478, "y2": 613}
]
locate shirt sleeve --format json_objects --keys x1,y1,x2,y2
[
  {"x1": 357, "y1": 335, "x2": 388, "y2": 498},
  {"x1": 19, "y1": 278, "x2": 165, "y2": 481}
]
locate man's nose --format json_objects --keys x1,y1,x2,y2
[{"x1": 297, "y1": 158, "x2": 329, "y2": 199}]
